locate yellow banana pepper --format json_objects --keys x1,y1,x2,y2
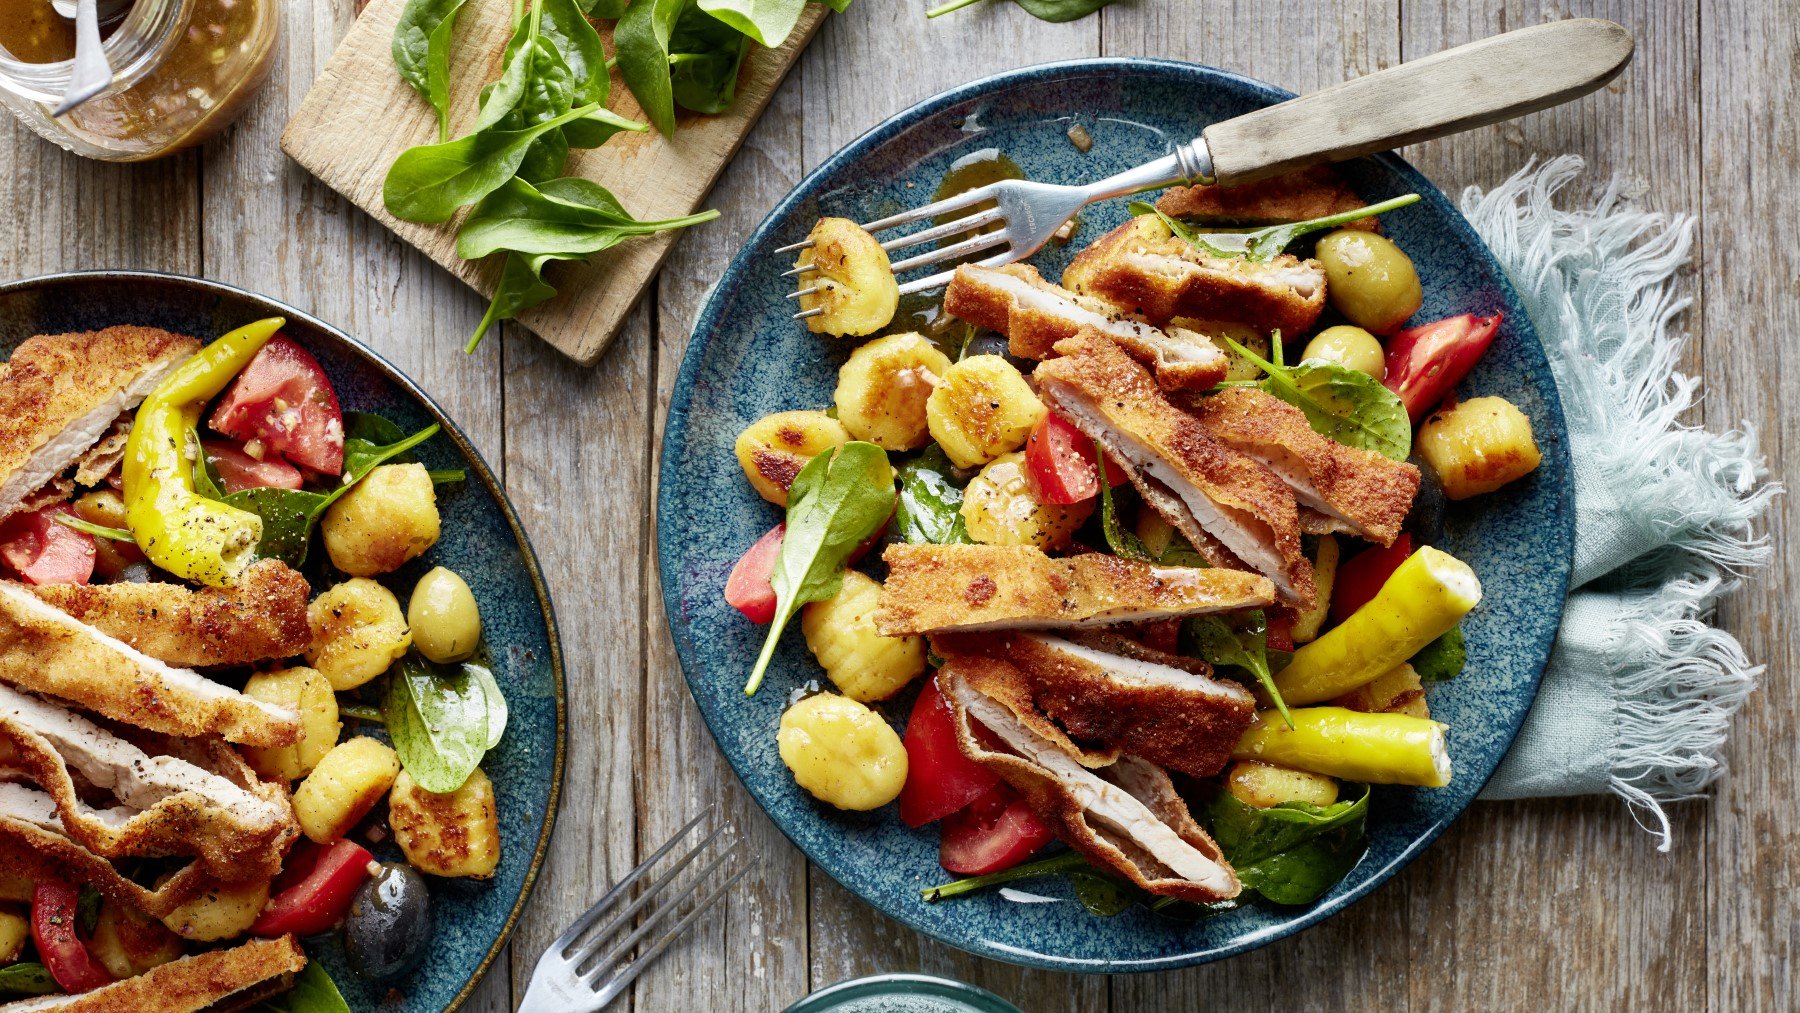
[
  {"x1": 123, "y1": 318, "x2": 283, "y2": 587},
  {"x1": 1233, "y1": 707, "x2": 1452, "y2": 787},
  {"x1": 1273, "y1": 546, "x2": 1481, "y2": 705}
]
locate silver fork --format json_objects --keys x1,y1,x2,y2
[
  {"x1": 782, "y1": 17, "x2": 1632, "y2": 316},
  {"x1": 519, "y1": 809, "x2": 757, "y2": 1012}
]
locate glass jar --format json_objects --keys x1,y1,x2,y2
[{"x1": 0, "y1": 0, "x2": 276, "y2": 162}]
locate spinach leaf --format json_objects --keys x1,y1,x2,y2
[
  {"x1": 745, "y1": 442, "x2": 895, "y2": 695},
  {"x1": 1126, "y1": 200, "x2": 1238, "y2": 259},
  {"x1": 582, "y1": 0, "x2": 627, "y2": 14},
  {"x1": 1132, "y1": 194, "x2": 1422, "y2": 263},
  {"x1": 1183, "y1": 610, "x2": 1292, "y2": 727},
  {"x1": 1221, "y1": 334, "x2": 1411, "y2": 462},
  {"x1": 926, "y1": 0, "x2": 1115, "y2": 23},
  {"x1": 1068, "y1": 867, "x2": 1140, "y2": 916},
  {"x1": 895, "y1": 445, "x2": 971, "y2": 545},
  {"x1": 539, "y1": 0, "x2": 612, "y2": 149},
  {"x1": 670, "y1": 5, "x2": 750, "y2": 115},
  {"x1": 696, "y1": 0, "x2": 804, "y2": 47},
  {"x1": 250, "y1": 958, "x2": 352, "y2": 1013},
  {"x1": 0, "y1": 964, "x2": 56, "y2": 997},
  {"x1": 1206, "y1": 785, "x2": 1370, "y2": 905},
  {"x1": 1410, "y1": 625, "x2": 1466, "y2": 682},
  {"x1": 457, "y1": 177, "x2": 716, "y2": 259},
  {"x1": 382, "y1": 101, "x2": 600, "y2": 223},
  {"x1": 53, "y1": 513, "x2": 133, "y2": 541},
  {"x1": 383, "y1": 654, "x2": 493, "y2": 793},
  {"x1": 468, "y1": 661, "x2": 510, "y2": 748},
  {"x1": 1094, "y1": 450, "x2": 1153, "y2": 561},
  {"x1": 465, "y1": 251, "x2": 567, "y2": 353},
  {"x1": 921, "y1": 850, "x2": 1087, "y2": 901},
  {"x1": 615, "y1": 0, "x2": 686, "y2": 138},
  {"x1": 393, "y1": 0, "x2": 470, "y2": 142},
  {"x1": 815, "y1": 0, "x2": 852, "y2": 11},
  {"x1": 474, "y1": 4, "x2": 569, "y2": 134}
]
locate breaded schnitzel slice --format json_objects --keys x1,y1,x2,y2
[
  {"x1": 875, "y1": 543, "x2": 1273, "y2": 637},
  {"x1": 939, "y1": 660, "x2": 1240, "y2": 903},
  {"x1": 1155, "y1": 166, "x2": 1377, "y2": 228},
  {"x1": 1034, "y1": 332, "x2": 1315, "y2": 607},
  {"x1": 0, "y1": 326, "x2": 199, "y2": 520},
  {"x1": 1188, "y1": 386, "x2": 1420, "y2": 546},
  {"x1": 0, "y1": 581, "x2": 300, "y2": 748},
  {"x1": 27, "y1": 559, "x2": 311, "y2": 667},
  {"x1": 1062, "y1": 215, "x2": 1326, "y2": 335},
  {"x1": 2, "y1": 935, "x2": 306, "y2": 1012},
  {"x1": 935, "y1": 630, "x2": 1254, "y2": 778},
  {"x1": 942, "y1": 264, "x2": 1229, "y2": 391}
]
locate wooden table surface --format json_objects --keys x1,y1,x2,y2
[{"x1": 2, "y1": 1, "x2": 1790, "y2": 1009}]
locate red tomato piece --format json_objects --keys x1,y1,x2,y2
[
  {"x1": 0, "y1": 505, "x2": 95, "y2": 586},
  {"x1": 1265, "y1": 610, "x2": 1296, "y2": 653},
  {"x1": 1024, "y1": 413, "x2": 1126, "y2": 505},
  {"x1": 250, "y1": 838, "x2": 374, "y2": 938},
  {"x1": 203, "y1": 440, "x2": 304, "y2": 495},
  {"x1": 210, "y1": 335, "x2": 346, "y2": 475},
  {"x1": 724, "y1": 524, "x2": 784, "y2": 624},
  {"x1": 898, "y1": 680, "x2": 1001, "y2": 828},
  {"x1": 1330, "y1": 533, "x2": 1414, "y2": 624},
  {"x1": 938, "y1": 783, "x2": 1054, "y2": 876},
  {"x1": 1383, "y1": 313, "x2": 1504, "y2": 423},
  {"x1": 32, "y1": 880, "x2": 112, "y2": 994}
]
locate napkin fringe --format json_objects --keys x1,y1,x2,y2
[{"x1": 1460, "y1": 157, "x2": 1778, "y2": 849}]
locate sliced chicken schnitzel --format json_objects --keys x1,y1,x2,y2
[
  {"x1": 3, "y1": 935, "x2": 305, "y2": 1013},
  {"x1": 1155, "y1": 166, "x2": 1378, "y2": 228}
]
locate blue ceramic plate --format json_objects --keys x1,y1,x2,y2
[
  {"x1": 0, "y1": 272, "x2": 564, "y2": 1009},
  {"x1": 659, "y1": 60, "x2": 1573, "y2": 972}
]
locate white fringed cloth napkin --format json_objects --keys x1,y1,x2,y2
[{"x1": 1462, "y1": 157, "x2": 1778, "y2": 849}]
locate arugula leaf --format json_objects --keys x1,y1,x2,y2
[
  {"x1": 615, "y1": 0, "x2": 686, "y2": 138},
  {"x1": 393, "y1": 0, "x2": 470, "y2": 142},
  {"x1": 696, "y1": 0, "x2": 804, "y2": 47},
  {"x1": 1133, "y1": 194, "x2": 1422, "y2": 263},
  {"x1": 383, "y1": 102, "x2": 602, "y2": 223},
  {"x1": 53, "y1": 513, "x2": 133, "y2": 541},
  {"x1": 921, "y1": 850, "x2": 1087, "y2": 901},
  {"x1": 1207, "y1": 785, "x2": 1370, "y2": 905},
  {"x1": 745, "y1": 442, "x2": 894, "y2": 695},
  {"x1": 1183, "y1": 611, "x2": 1292, "y2": 727},
  {"x1": 1221, "y1": 334, "x2": 1411, "y2": 462},
  {"x1": 1094, "y1": 449, "x2": 1153, "y2": 561},
  {"x1": 0, "y1": 964, "x2": 56, "y2": 997},
  {"x1": 894, "y1": 445, "x2": 971, "y2": 545},
  {"x1": 1410, "y1": 625, "x2": 1466, "y2": 682},
  {"x1": 458, "y1": 177, "x2": 715, "y2": 260},
  {"x1": 670, "y1": 5, "x2": 751, "y2": 114},
  {"x1": 250, "y1": 959, "x2": 352, "y2": 1013},
  {"x1": 926, "y1": 0, "x2": 1116, "y2": 21},
  {"x1": 383, "y1": 654, "x2": 494, "y2": 794}
]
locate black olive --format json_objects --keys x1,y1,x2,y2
[
  {"x1": 343, "y1": 862, "x2": 431, "y2": 983},
  {"x1": 1404, "y1": 452, "x2": 1447, "y2": 545}
]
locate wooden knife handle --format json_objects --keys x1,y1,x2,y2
[{"x1": 1203, "y1": 19, "x2": 1634, "y2": 185}]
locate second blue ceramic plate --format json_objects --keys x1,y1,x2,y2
[{"x1": 659, "y1": 60, "x2": 1573, "y2": 972}]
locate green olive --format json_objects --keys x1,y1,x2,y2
[
  {"x1": 1315, "y1": 230, "x2": 1422, "y2": 335},
  {"x1": 1303, "y1": 325, "x2": 1386, "y2": 379},
  {"x1": 408, "y1": 567, "x2": 481, "y2": 664}
]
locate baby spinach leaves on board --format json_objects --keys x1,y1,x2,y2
[
  {"x1": 1130, "y1": 193, "x2": 1421, "y2": 263},
  {"x1": 745, "y1": 442, "x2": 895, "y2": 696},
  {"x1": 1410, "y1": 624, "x2": 1466, "y2": 682},
  {"x1": 383, "y1": 654, "x2": 502, "y2": 794},
  {"x1": 926, "y1": 0, "x2": 1116, "y2": 23},
  {"x1": 1206, "y1": 785, "x2": 1371, "y2": 905},
  {"x1": 1221, "y1": 333, "x2": 1412, "y2": 463},
  {"x1": 1183, "y1": 610, "x2": 1293, "y2": 728},
  {"x1": 393, "y1": 0, "x2": 470, "y2": 142},
  {"x1": 696, "y1": 0, "x2": 805, "y2": 46},
  {"x1": 383, "y1": 102, "x2": 602, "y2": 223},
  {"x1": 670, "y1": 4, "x2": 752, "y2": 114},
  {"x1": 895, "y1": 445, "x2": 972, "y2": 545},
  {"x1": 615, "y1": 0, "x2": 686, "y2": 138}
]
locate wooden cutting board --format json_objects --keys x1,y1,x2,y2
[{"x1": 282, "y1": 0, "x2": 826, "y2": 366}]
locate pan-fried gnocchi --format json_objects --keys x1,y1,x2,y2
[
  {"x1": 735, "y1": 409, "x2": 851, "y2": 506},
  {"x1": 961, "y1": 451, "x2": 1092, "y2": 549},
  {"x1": 240, "y1": 666, "x2": 340, "y2": 783},
  {"x1": 1416, "y1": 396, "x2": 1542, "y2": 500},
  {"x1": 389, "y1": 768, "x2": 502, "y2": 879},
  {"x1": 322, "y1": 463, "x2": 441, "y2": 577},
  {"x1": 925, "y1": 355, "x2": 1046, "y2": 468},
  {"x1": 777, "y1": 693, "x2": 907, "y2": 811},
  {"x1": 801, "y1": 570, "x2": 925, "y2": 702},
  {"x1": 834, "y1": 333, "x2": 951, "y2": 450},
  {"x1": 91, "y1": 899, "x2": 184, "y2": 978},
  {"x1": 794, "y1": 217, "x2": 901, "y2": 337},
  {"x1": 293, "y1": 736, "x2": 401, "y2": 843},
  {"x1": 159, "y1": 878, "x2": 269, "y2": 942},
  {"x1": 307, "y1": 578, "x2": 413, "y2": 691}
]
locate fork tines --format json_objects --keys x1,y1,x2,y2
[{"x1": 520, "y1": 808, "x2": 758, "y2": 1012}]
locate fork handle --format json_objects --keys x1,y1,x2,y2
[{"x1": 1202, "y1": 19, "x2": 1633, "y2": 185}]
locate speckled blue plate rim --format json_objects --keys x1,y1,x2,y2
[
  {"x1": 0, "y1": 269, "x2": 568, "y2": 1008},
  {"x1": 659, "y1": 58, "x2": 1573, "y2": 972}
]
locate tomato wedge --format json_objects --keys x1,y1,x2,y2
[
  {"x1": 1331, "y1": 533, "x2": 1413, "y2": 623},
  {"x1": 724, "y1": 524, "x2": 783, "y2": 624},
  {"x1": 0, "y1": 505, "x2": 96, "y2": 585},
  {"x1": 32, "y1": 880, "x2": 112, "y2": 994},
  {"x1": 938, "y1": 783, "x2": 1053, "y2": 876},
  {"x1": 251, "y1": 838, "x2": 374, "y2": 938},
  {"x1": 1383, "y1": 313, "x2": 1503, "y2": 423},
  {"x1": 202, "y1": 440, "x2": 304, "y2": 495},
  {"x1": 898, "y1": 680, "x2": 1001, "y2": 828},
  {"x1": 1024, "y1": 413, "x2": 1125, "y2": 505},
  {"x1": 210, "y1": 335, "x2": 346, "y2": 475}
]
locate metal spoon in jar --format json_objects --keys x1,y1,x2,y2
[{"x1": 50, "y1": 0, "x2": 126, "y2": 115}]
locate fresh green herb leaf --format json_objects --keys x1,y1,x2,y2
[
  {"x1": 1410, "y1": 625, "x2": 1466, "y2": 682},
  {"x1": 1183, "y1": 610, "x2": 1292, "y2": 727},
  {"x1": 1094, "y1": 449, "x2": 1154, "y2": 562},
  {"x1": 1206, "y1": 785, "x2": 1370, "y2": 905},
  {"x1": 457, "y1": 177, "x2": 715, "y2": 260},
  {"x1": 383, "y1": 654, "x2": 494, "y2": 794},
  {"x1": 1221, "y1": 334, "x2": 1411, "y2": 462},
  {"x1": 382, "y1": 102, "x2": 601, "y2": 223},
  {"x1": 695, "y1": 0, "x2": 804, "y2": 47},
  {"x1": 670, "y1": 5, "x2": 751, "y2": 114},
  {"x1": 615, "y1": 0, "x2": 686, "y2": 138},
  {"x1": 894, "y1": 445, "x2": 972, "y2": 545},
  {"x1": 251, "y1": 960, "x2": 353, "y2": 1013},
  {"x1": 926, "y1": 0, "x2": 1115, "y2": 21},
  {"x1": 0, "y1": 964, "x2": 56, "y2": 997},
  {"x1": 53, "y1": 513, "x2": 133, "y2": 541},
  {"x1": 393, "y1": 0, "x2": 470, "y2": 142},
  {"x1": 920, "y1": 850, "x2": 1087, "y2": 901},
  {"x1": 745, "y1": 442, "x2": 895, "y2": 695},
  {"x1": 1134, "y1": 194, "x2": 1423, "y2": 263},
  {"x1": 342, "y1": 413, "x2": 440, "y2": 475}
]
